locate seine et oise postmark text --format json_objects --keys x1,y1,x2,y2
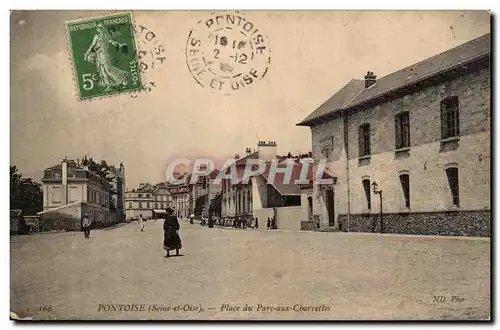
[{"x1": 186, "y1": 12, "x2": 271, "y2": 95}]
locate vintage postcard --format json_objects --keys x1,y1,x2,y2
[{"x1": 10, "y1": 10, "x2": 491, "y2": 321}]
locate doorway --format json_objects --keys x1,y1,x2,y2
[{"x1": 326, "y1": 189, "x2": 335, "y2": 226}]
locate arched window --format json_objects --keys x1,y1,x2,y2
[
  {"x1": 446, "y1": 167, "x2": 460, "y2": 206},
  {"x1": 307, "y1": 196, "x2": 313, "y2": 219},
  {"x1": 128, "y1": 202, "x2": 132, "y2": 208},
  {"x1": 362, "y1": 179, "x2": 371, "y2": 210},
  {"x1": 399, "y1": 174, "x2": 410, "y2": 208}
]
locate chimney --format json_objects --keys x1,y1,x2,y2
[
  {"x1": 234, "y1": 154, "x2": 240, "y2": 160},
  {"x1": 364, "y1": 71, "x2": 377, "y2": 88},
  {"x1": 257, "y1": 140, "x2": 277, "y2": 161},
  {"x1": 245, "y1": 147, "x2": 252, "y2": 156}
]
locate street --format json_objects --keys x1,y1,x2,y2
[{"x1": 10, "y1": 220, "x2": 490, "y2": 320}]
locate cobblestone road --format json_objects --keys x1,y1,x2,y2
[{"x1": 10, "y1": 220, "x2": 490, "y2": 320}]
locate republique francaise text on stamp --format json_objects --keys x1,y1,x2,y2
[
  {"x1": 186, "y1": 12, "x2": 271, "y2": 95},
  {"x1": 67, "y1": 13, "x2": 143, "y2": 100}
]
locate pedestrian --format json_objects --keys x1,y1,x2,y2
[
  {"x1": 272, "y1": 216, "x2": 277, "y2": 229},
  {"x1": 82, "y1": 213, "x2": 92, "y2": 239},
  {"x1": 255, "y1": 217, "x2": 259, "y2": 229},
  {"x1": 190, "y1": 213, "x2": 195, "y2": 224},
  {"x1": 139, "y1": 214, "x2": 145, "y2": 232},
  {"x1": 163, "y1": 207, "x2": 182, "y2": 258},
  {"x1": 267, "y1": 217, "x2": 271, "y2": 229}
]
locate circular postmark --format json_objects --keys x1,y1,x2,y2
[{"x1": 185, "y1": 12, "x2": 271, "y2": 95}]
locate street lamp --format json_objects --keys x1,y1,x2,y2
[{"x1": 372, "y1": 181, "x2": 383, "y2": 233}]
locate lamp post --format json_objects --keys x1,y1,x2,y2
[{"x1": 372, "y1": 181, "x2": 383, "y2": 234}]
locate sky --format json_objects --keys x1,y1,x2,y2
[{"x1": 10, "y1": 10, "x2": 490, "y2": 189}]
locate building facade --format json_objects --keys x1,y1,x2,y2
[
  {"x1": 41, "y1": 158, "x2": 113, "y2": 226},
  {"x1": 168, "y1": 183, "x2": 192, "y2": 219},
  {"x1": 221, "y1": 142, "x2": 277, "y2": 218},
  {"x1": 125, "y1": 182, "x2": 171, "y2": 219},
  {"x1": 220, "y1": 142, "x2": 317, "y2": 230},
  {"x1": 298, "y1": 34, "x2": 491, "y2": 236}
]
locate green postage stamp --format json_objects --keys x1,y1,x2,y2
[{"x1": 67, "y1": 13, "x2": 143, "y2": 100}]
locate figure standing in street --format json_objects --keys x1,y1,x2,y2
[
  {"x1": 139, "y1": 214, "x2": 145, "y2": 232},
  {"x1": 163, "y1": 208, "x2": 182, "y2": 258},
  {"x1": 254, "y1": 217, "x2": 259, "y2": 229},
  {"x1": 190, "y1": 213, "x2": 195, "y2": 224},
  {"x1": 267, "y1": 217, "x2": 271, "y2": 229},
  {"x1": 82, "y1": 213, "x2": 92, "y2": 239}
]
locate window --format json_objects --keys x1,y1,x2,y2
[
  {"x1": 399, "y1": 174, "x2": 410, "y2": 208},
  {"x1": 441, "y1": 97, "x2": 460, "y2": 139},
  {"x1": 359, "y1": 124, "x2": 371, "y2": 157},
  {"x1": 128, "y1": 202, "x2": 132, "y2": 208},
  {"x1": 362, "y1": 179, "x2": 371, "y2": 210},
  {"x1": 395, "y1": 112, "x2": 410, "y2": 149},
  {"x1": 54, "y1": 172, "x2": 61, "y2": 180},
  {"x1": 155, "y1": 202, "x2": 158, "y2": 209},
  {"x1": 446, "y1": 167, "x2": 460, "y2": 206},
  {"x1": 307, "y1": 196, "x2": 313, "y2": 219},
  {"x1": 138, "y1": 193, "x2": 142, "y2": 198},
  {"x1": 147, "y1": 202, "x2": 150, "y2": 209},
  {"x1": 139, "y1": 202, "x2": 143, "y2": 209},
  {"x1": 52, "y1": 186, "x2": 62, "y2": 203}
]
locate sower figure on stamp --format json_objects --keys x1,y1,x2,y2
[
  {"x1": 163, "y1": 208, "x2": 182, "y2": 258},
  {"x1": 82, "y1": 213, "x2": 92, "y2": 239},
  {"x1": 84, "y1": 24, "x2": 129, "y2": 92}
]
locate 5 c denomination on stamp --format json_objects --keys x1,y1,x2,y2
[
  {"x1": 67, "y1": 12, "x2": 143, "y2": 100},
  {"x1": 186, "y1": 11, "x2": 271, "y2": 95}
]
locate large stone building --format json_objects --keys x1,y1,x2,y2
[
  {"x1": 40, "y1": 158, "x2": 114, "y2": 228},
  {"x1": 125, "y1": 182, "x2": 170, "y2": 219},
  {"x1": 297, "y1": 34, "x2": 491, "y2": 236}
]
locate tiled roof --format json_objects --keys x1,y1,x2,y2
[
  {"x1": 298, "y1": 79, "x2": 365, "y2": 125},
  {"x1": 298, "y1": 33, "x2": 490, "y2": 126},
  {"x1": 260, "y1": 161, "x2": 334, "y2": 196}
]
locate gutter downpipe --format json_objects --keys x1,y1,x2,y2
[{"x1": 344, "y1": 110, "x2": 351, "y2": 232}]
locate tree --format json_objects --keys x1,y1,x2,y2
[{"x1": 10, "y1": 166, "x2": 43, "y2": 215}]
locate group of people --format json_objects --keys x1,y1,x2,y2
[
  {"x1": 80, "y1": 208, "x2": 183, "y2": 258},
  {"x1": 210, "y1": 215, "x2": 277, "y2": 230}
]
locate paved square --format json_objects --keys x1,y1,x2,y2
[{"x1": 10, "y1": 221, "x2": 490, "y2": 320}]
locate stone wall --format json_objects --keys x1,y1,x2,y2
[
  {"x1": 39, "y1": 211, "x2": 81, "y2": 232},
  {"x1": 301, "y1": 221, "x2": 316, "y2": 231},
  {"x1": 338, "y1": 210, "x2": 490, "y2": 237}
]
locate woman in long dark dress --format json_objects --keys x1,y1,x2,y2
[{"x1": 163, "y1": 208, "x2": 182, "y2": 258}]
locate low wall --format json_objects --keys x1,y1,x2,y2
[
  {"x1": 39, "y1": 211, "x2": 82, "y2": 232},
  {"x1": 276, "y1": 206, "x2": 306, "y2": 230},
  {"x1": 253, "y1": 208, "x2": 274, "y2": 228},
  {"x1": 338, "y1": 210, "x2": 491, "y2": 237}
]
